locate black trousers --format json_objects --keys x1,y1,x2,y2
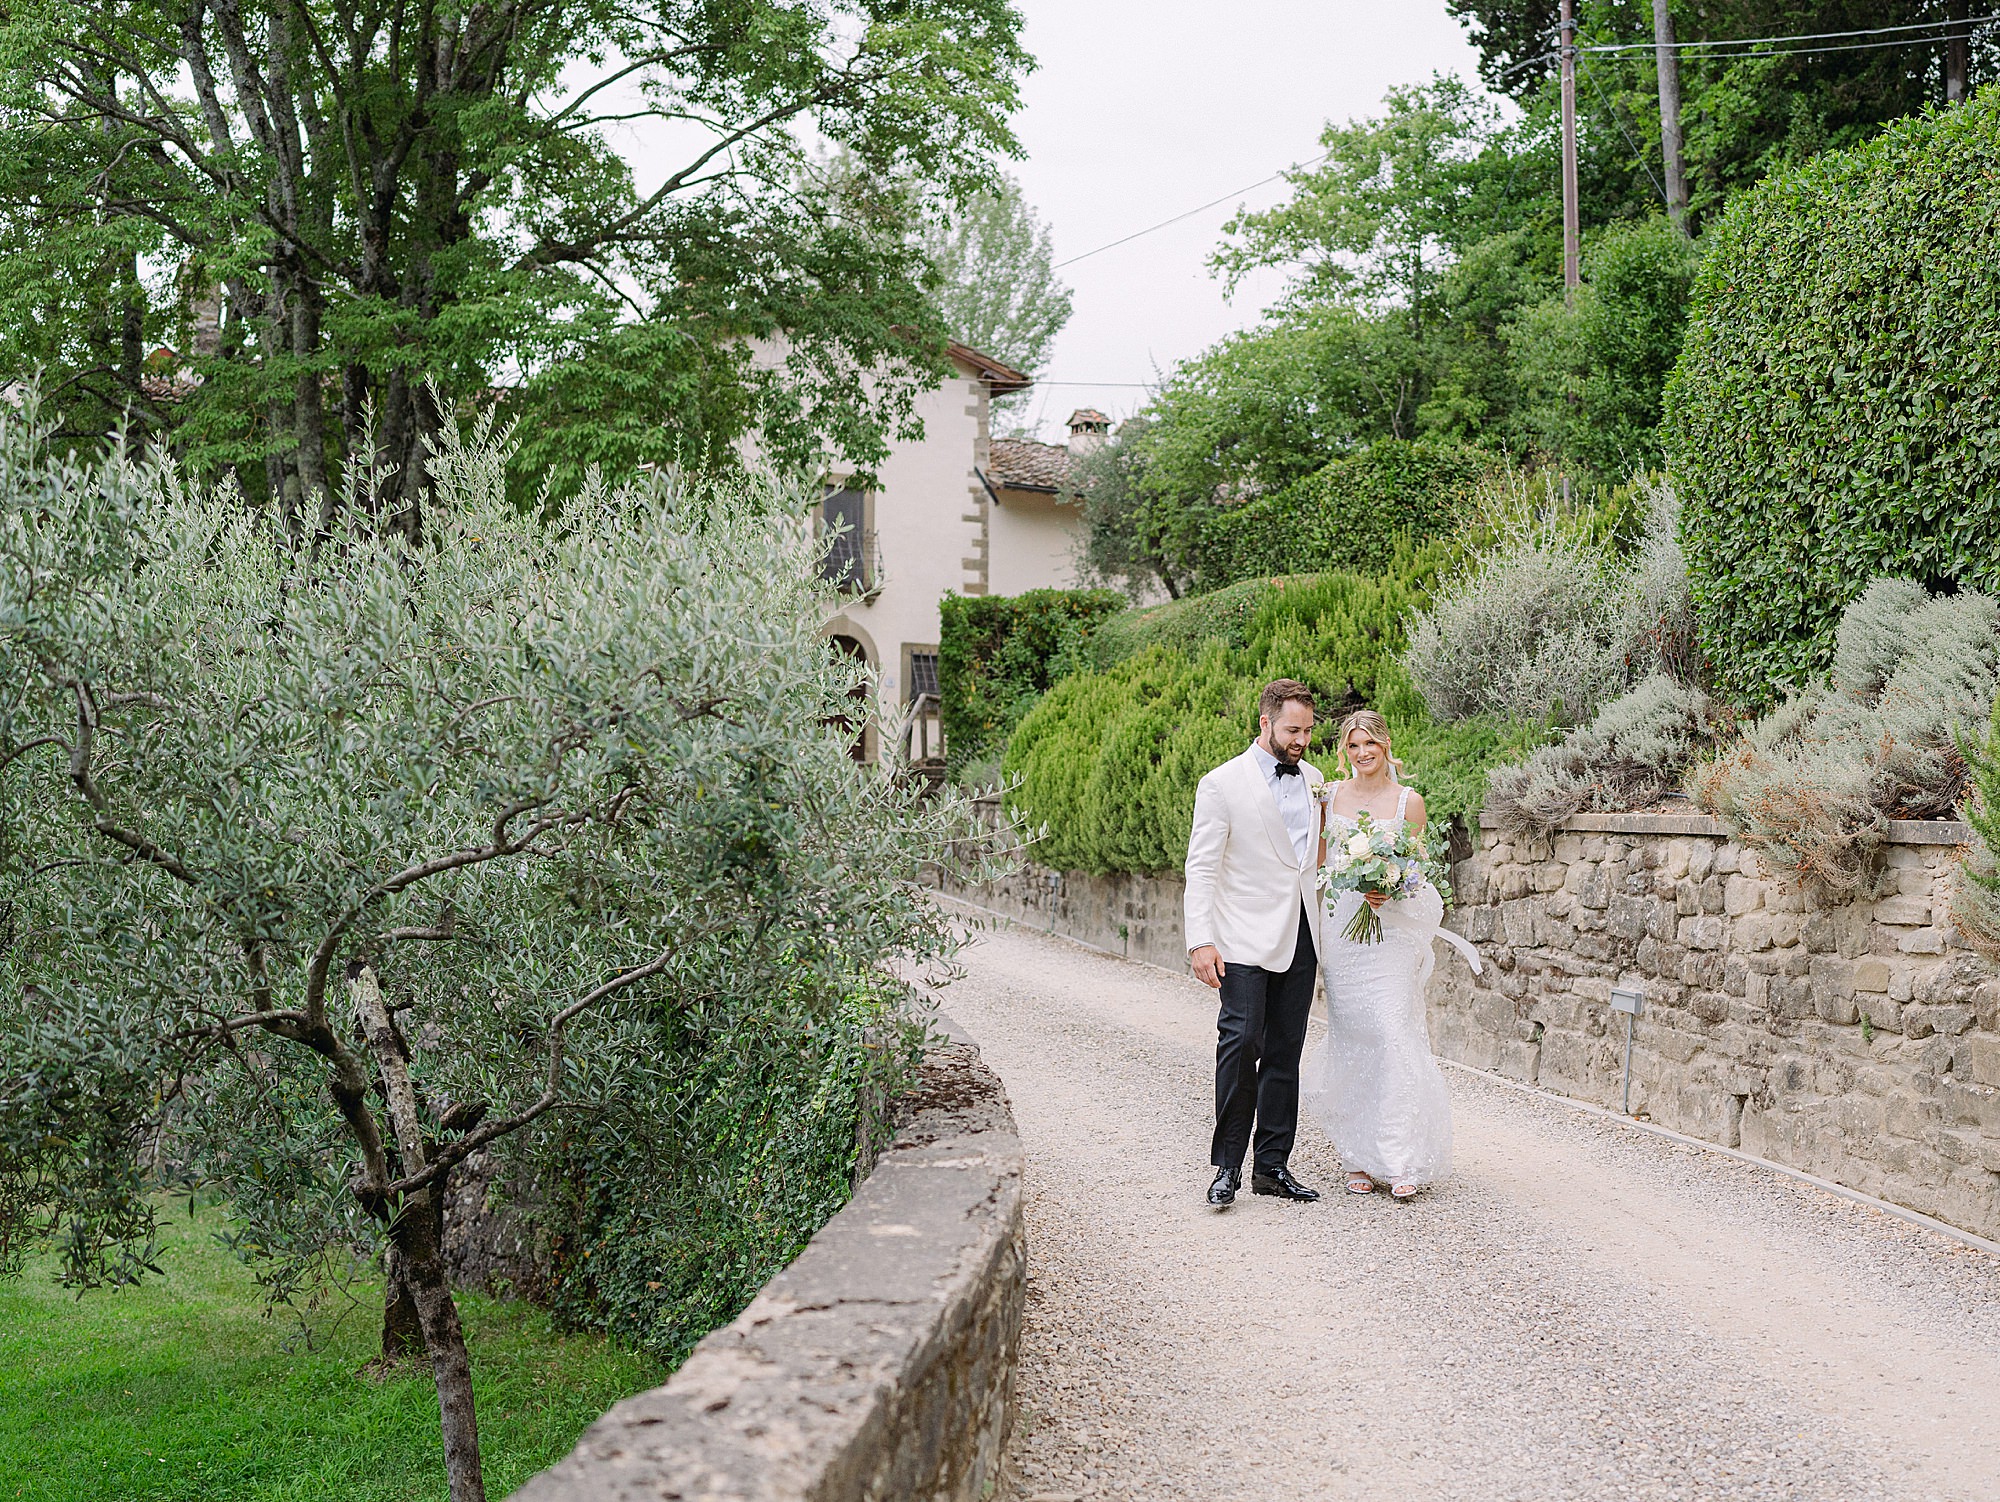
[{"x1": 1210, "y1": 904, "x2": 1317, "y2": 1175}]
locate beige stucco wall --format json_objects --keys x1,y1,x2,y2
[
  {"x1": 988, "y1": 490, "x2": 1082, "y2": 597},
  {"x1": 826, "y1": 369, "x2": 987, "y2": 722}
]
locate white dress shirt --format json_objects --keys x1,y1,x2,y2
[{"x1": 1248, "y1": 740, "x2": 1314, "y2": 867}]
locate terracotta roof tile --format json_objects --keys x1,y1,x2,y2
[{"x1": 987, "y1": 438, "x2": 1070, "y2": 493}]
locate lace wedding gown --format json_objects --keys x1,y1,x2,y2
[{"x1": 1302, "y1": 785, "x2": 1475, "y2": 1188}]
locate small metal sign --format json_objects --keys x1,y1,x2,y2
[{"x1": 1610, "y1": 985, "x2": 1645, "y2": 1017}]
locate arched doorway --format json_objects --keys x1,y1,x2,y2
[{"x1": 826, "y1": 633, "x2": 873, "y2": 762}]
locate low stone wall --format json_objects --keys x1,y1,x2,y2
[
  {"x1": 947, "y1": 811, "x2": 2000, "y2": 1242},
  {"x1": 938, "y1": 859, "x2": 1192, "y2": 971},
  {"x1": 508, "y1": 1026, "x2": 1024, "y2": 1502},
  {"x1": 1434, "y1": 812, "x2": 2000, "y2": 1238}
]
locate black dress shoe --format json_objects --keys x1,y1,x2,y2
[
  {"x1": 1251, "y1": 1166, "x2": 1321, "y2": 1202},
  {"x1": 1207, "y1": 1166, "x2": 1241, "y2": 1206}
]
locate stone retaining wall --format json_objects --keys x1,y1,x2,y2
[
  {"x1": 508, "y1": 1026, "x2": 1024, "y2": 1502},
  {"x1": 939, "y1": 859, "x2": 1192, "y2": 971},
  {"x1": 946, "y1": 811, "x2": 2000, "y2": 1242},
  {"x1": 1435, "y1": 813, "x2": 2000, "y2": 1238}
]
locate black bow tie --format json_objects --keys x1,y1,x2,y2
[{"x1": 1273, "y1": 761, "x2": 1301, "y2": 778}]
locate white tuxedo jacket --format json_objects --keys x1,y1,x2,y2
[{"x1": 1184, "y1": 746, "x2": 1324, "y2": 971}]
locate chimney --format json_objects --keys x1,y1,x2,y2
[{"x1": 1065, "y1": 408, "x2": 1111, "y2": 457}]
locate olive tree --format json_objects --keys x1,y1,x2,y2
[{"x1": 0, "y1": 402, "x2": 991, "y2": 1502}]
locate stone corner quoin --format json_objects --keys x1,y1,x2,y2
[
  {"x1": 1440, "y1": 814, "x2": 2000, "y2": 1239},
  {"x1": 505, "y1": 1033, "x2": 1026, "y2": 1502}
]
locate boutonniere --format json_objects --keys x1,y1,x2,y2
[{"x1": 1307, "y1": 777, "x2": 1330, "y2": 803}]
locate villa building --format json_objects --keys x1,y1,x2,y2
[{"x1": 819, "y1": 344, "x2": 1109, "y2": 764}]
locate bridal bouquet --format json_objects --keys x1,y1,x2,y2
[{"x1": 1317, "y1": 811, "x2": 1452, "y2": 944}]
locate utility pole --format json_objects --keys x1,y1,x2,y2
[
  {"x1": 1560, "y1": 0, "x2": 1580, "y2": 303},
  {"x1": 1652, "y1": 0, "x2": 1688, "y2": 233},
  {"x1": 1946, "y1": 1, "x2": 1970, "y2": 104}
]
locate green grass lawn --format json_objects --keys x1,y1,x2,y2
[{"x1": 0, "y1": 1200, "x2": 664, "y2": 1502}]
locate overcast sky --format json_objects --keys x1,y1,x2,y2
[{"x1": 1003, "y1": 1, "x2": 1483, "y2": 442}]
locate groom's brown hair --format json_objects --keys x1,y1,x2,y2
[{"x1": 1257, "y1": 678, "x2": 1315, "y2": 722}]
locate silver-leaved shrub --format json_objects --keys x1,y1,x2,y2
[
  {"x1": 1697, "y1": 579, "x2": 2000, "y2": 901},
  {"x1": 0, "y1": 401, "x2": 998, "y2": 1499}
]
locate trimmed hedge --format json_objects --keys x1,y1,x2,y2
[
  {"x1": 938, "y1": 588, "x2": 1125, "y2": 778},
  {"x1": 1665, "y1": 88, "x2": 2000, "y2": 703},
  {"x1": 1193, "y1": 439, "x2": 1495, "y2": 594},
  {"x1": 1002, "y1": 559, "x2": 1548, "y2": 875}
]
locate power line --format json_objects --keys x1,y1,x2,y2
[
  {"x1": 1051, "y1": 150, "x2": 1330, "y2": 271},
  {"x1": 1584, "y1": 12, "x2": 2000, "y2": 54},
  {"x1": 1505, "y1": 12, "x2": 1999, "y2": 78}
]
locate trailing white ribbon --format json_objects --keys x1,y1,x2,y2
[{"x1": 1342, "y1": 881, "x2": 1484, "y2": 987}]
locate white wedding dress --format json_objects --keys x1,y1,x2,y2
[{"x1": 1302, "y1": 784, "x2": 1479, "y2": 1189}]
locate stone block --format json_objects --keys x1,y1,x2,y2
[
  {"x1": 1502, "y1": 898, "x2": 1539, "y2": 948},
  {"x1": 1691, "y1": 990, "x2": 1730, "y2": 1024},
  {"x1": 1929, "y1": 1004, "x2": 1976, "y2": 1037},
  {"x1": 1607, "y1": 894, "x2": 1651, "y2": 941},
  {"x1": 1699, "y1": 878, "x2": 1726, "y2": 915},
  {"x1": 1889, "y1": 965, "x2": 1919, "y2": 1003},
  {"x1": 1817, "y1": 992, "x2": 1861, "y2": 1026},
  {"x1": 1900, "y1": 867, "x2": 1934, "y2": 898},
  {"x1": 1917, "y1": 955, "x2": 1992, "y2": 1007},
  {"x1": 1768, "y1": 912, "x2": 1803, "y2": 947},
  {"x1": 1765, "y1": 886, "x2": 1805, "y2": 915},
  {"x1": 1679, "y1": 915, "x2": 1726, "y2": 952},
  {"x1": 1675, "y1": 882, "x2": 1699, "y2": 917},
  {"x1": 1682, "y1": 951, "x2": 1727, "y2": 990},
  {"x1": 1715, "y1": 845, "x2": 1742, "y2": 875},
  {"x1": 1723, "y1": 876, "x2": 1763, "y2": 916},
  {"x1": 1734, "y1": 913, "x2": 1774, "y2": 952},
  {"x1": 1802, "y1": 911, "x2": 1835, "y2": 954},
  {"x1": 1835, "y1": 906, "x2": 1874, "y2": 959},
  {"x1": 1686, "y1": 841, "x2": 1714, "y2": 881},
  {"x1": 1464, "y1": 906, "x2": 1501, "y2": 943},
  {"x1": 1876, "y1": 893, "x2": 1932, "y2": 927},
  {"x1": 1919, "y1": 1037, "x2": 1958, "y2": 1078},
  {"x1": 1854, "y1": 957, "x2": 1892, "y2": 994},
  {"x1": 1723, "y1": 956, "x2": 1749, "y2": 998},
  {"x1": 1899, "y1": 928, "x2": 1947, "y2": 956},
  {"x1": 1496, "y1": 866, "x2": 1532, "y2": 901},
  {"x1": 1575, "y1": 869, "x2": 1610, "y2": 910},
  {"x1": 1770, "y1": 974, "x2": 1815, "y2": 1020},
  {"x1": 1534, "y1": 862, "x2": 1567, "y2": 894},
  {"x1": 1809, "y1": 953, "x2": 1854, "y2": 990},
  {"x1": 1737, "y1": 849, "x2": 1762, "y2": 881}
]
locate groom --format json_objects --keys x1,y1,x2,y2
[{"x1": 1184, "y1": 679, "x2": 1324, "y2": 1208}]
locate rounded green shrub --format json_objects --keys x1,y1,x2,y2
[
  {"x1": 1665, "y1": 89, "x2": 2000, "y2": 703},
  {"x1": 1194, "y1": 439, "x2": 1493, "y2": 593}
]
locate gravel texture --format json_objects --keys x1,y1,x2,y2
[{"x1": 941, "y1": 913, "x2": 2000, "y2": 1502}]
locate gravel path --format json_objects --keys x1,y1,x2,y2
[{"x1": 942, "y1": 914, "x2": 2000, "y2": 1502}]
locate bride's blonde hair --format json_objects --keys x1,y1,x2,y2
[{"x1": 1335, "y1": 708, "x2": 1406, "y2": 783}]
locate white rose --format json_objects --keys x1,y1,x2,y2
[
  {"x1": 1344, "y1": 831, "x2": 1372, "y2": 859},
  {"x1": 1384, "y1": 864, "x2": 1403, "y2": 886}
]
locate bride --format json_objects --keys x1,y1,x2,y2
[{"x1": 1303, "y1": 709, "x2": 1477, "y2": 1199}]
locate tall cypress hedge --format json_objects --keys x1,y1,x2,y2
[
  {"x1": 1665, "y1": 90, "x2": 2000, "y2": 703},
  {"x1": 938, "y1": 587, "x2": 1124, "y2": 776}
]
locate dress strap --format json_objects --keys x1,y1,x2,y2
[{"x1": 1395, "y1": 784, "x2": 1412, "y2": 821}]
